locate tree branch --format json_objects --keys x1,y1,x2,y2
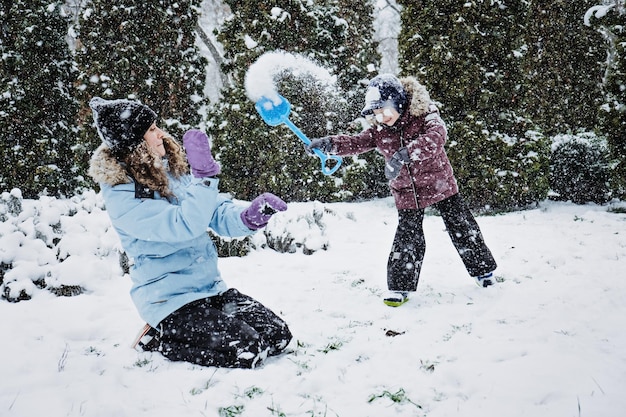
[{"x1": 195, "y1": 23, "x2": 230, "y2": 87}]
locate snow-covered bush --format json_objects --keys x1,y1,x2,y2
[
  {"x1": 211, "y1": 201, "x2": 339, "y2": 256},
  {"x1": 209, "y1": 231, "x2": 252, "y2": 257},
  {"x1": 0, "y1": 188, "x2": 338, "y2": 302},
  {"x1": 261, "y1": 201, "x2": 331, "y2": 255},
  {"x1": 0, "y1": 189, "x2": 122, "y2": 302},
  {"x1": 550, "y1": 132, "x2": 610, "y2": 204}
]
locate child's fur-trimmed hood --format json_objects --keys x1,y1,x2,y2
[{"x1": 399, "y1": 76, "x2": 432, "y2": 117}]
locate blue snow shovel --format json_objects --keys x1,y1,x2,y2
[{"x1": 255, "y1": 94, "x2": 342, "y2": 176}]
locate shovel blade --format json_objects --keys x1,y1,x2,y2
[{"x1": 255, "y1": 94, "x2": 291, "y2": 126}]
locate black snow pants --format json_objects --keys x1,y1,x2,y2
[
  {"x1": 151, "y1": 288, "x2": 292, "y2": 368},
  {"x1": 387, "y1": 193, "x2": 497, "y2": 292}
]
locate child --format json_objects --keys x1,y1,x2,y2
[{"x1": 307, "y1": 74, "x2": 497, "y2": 307}]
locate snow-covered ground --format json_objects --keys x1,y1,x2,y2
[{"x1": 1, "y1": 193, "x2": 625, "y2": 417}]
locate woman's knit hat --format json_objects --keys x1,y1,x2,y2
[
  {"x1": 89, "y1": 97, "x2": 157, "y2": 157},
  {"x1": 361, "y1": 74, "x2": 407, "y2": 116}
]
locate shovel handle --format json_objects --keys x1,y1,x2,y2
[
  {"x1": 313, "y1": 149, "x2": 343, "y2": 175},
  {"x1": 283, "y1": 119, "x2": 343, "y2": 176}
]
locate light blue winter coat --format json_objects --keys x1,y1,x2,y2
[{"x1": 89, "y1": 144, "x2": 253, "y2": 327}]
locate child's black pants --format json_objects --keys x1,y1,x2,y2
[{"x1": 387, "y1": 193, "x2": 497, "y2": 291}]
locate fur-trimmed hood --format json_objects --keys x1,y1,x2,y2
[
  {"x1": 89, "y1": 136, "x2": 189, "y2": 198},
  {"x1": 399, "y1": 76, "x2": 432, "y2": 118},
  {"x1": 89, "y1": 143, "x2": 132, "y2": 187}
]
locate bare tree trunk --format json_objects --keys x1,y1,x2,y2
[{"x1": 195, "y1": 23, "x2": 230, "y2": 87}]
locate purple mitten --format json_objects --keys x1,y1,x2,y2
[
  {"x1": 241, "y1": 193, "x2": 288, "y2": 230},
  {"x1": 182, "y1": 129, "x2": 221, "y2": 178}
]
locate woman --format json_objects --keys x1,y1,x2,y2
[
  {"x1": 307, "y1": 74, "x2": 497, "y2": 307},
  {"x1": 88, "y1": 97, "x2": 292, "y2": 368}
]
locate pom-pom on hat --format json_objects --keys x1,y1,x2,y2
[
  {"x1": 89, "y1": 97, "x2": 157, "y2": 157},
  {"x1": 361, "y1": 74, "x2": 407, "y2": 117}
]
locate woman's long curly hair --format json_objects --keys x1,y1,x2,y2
[{"x1": 123, "y1": 135, "x2": 189, "y2": 198}]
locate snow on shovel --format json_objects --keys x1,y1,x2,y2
[{"x1": 255, "y1": 94, "x2": 342, "y2": 176}]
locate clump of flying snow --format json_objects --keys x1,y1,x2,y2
[{"x1": 244, "y1": 51, "x2": 337, "y2": 103}]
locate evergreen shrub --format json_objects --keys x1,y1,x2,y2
[
  {"x1": 446, "y1": 115, "x2": 550, "y2": 212},
  {"x1": 549, "y1": 132, "x2": 610, "y2": 204}
]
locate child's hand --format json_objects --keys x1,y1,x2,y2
[
  {"x1": 385, "y1": 147, "x2": 410, "y2": 180},
  {"x1": 305, "y1": 137, "x2": 333, "y2": 155}
]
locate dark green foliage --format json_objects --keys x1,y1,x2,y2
[
  {"x1": 339, "y1": 151, "x2": 389, "y2": 201},
  {"x1": 3, "y1": 285, "x2": 31, "y2": 302},
  {"x1": 74, "y1": 0, "x2": 209, "y2": 188},
  {"x1": 0, "y1": 262, "x2": 10, "y2": 287},
  {"x1": 446, "y1": 115, "x2": 550, "y2": 211},
  {"x1": 399, "y1": 0, "x2": 527, "y2": 126},
  {"x1": 0, "y1": 0, "x2": 623, "y2": 209},
  {"x1": 522, "y1": 1, "x2": 606, "y2": 136},
  {"x1": 549, "y1": 132, "x2": 610, "y2": 204},
  {"x1": 587, "y1": 3, "x2": 626, "y2": 200},
  {"x1": 0, "y1": 1, "x2": 81, "y2": 198},
  {"x1": 208, "y1": 231, "x2": 251, "y2": 257},
  {"x1": 210, "y1": 0, "x2": 381, "y2": 202},
  {"x1": 119, "y1": 251, "x2": 130, "y2": 274},
  {"x1": 330, "y1": 0, "x2": 384, "y2": 115},
  {"x1": 48, "y1": 284, "x2": 85, "y2": 297}
]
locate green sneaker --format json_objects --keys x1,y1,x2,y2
[{"x1": 383, "y1": 291, "x2": 409, "y2": 307}]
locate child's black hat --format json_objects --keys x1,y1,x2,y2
[{"x1": 361, "y1": 74, "x2": 407, "y2": 116}]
